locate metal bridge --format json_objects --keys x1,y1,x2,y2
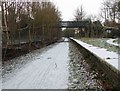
[{"x1": 59, "y1": 20, "x2": 91, "y2": 28}]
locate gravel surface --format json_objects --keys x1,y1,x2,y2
[{"x1": 68, "y1": 41, "x2": 103, "y2": 89}]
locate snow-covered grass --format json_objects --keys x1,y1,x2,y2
[{"x1": 80, "y1": 38, "x2": 119, "y2": 53}]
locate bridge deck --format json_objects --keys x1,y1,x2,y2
[{"x1": 59, "y1": 20, "x2": 91, "y2": 28}]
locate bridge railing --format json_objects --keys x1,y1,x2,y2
[{"x1": 59, "y1": 20, "x2": 91, "y2": 28}]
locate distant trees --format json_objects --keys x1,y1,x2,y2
[
  {"x1": 73, "y1": 5, "x2": 105, "y2": 38},
  {"x1": 72, "y1": 1, "x2": 119, "y2": 38},
  {"x1": 74, "y1": 5, "x2": 87, "y2": 37},
  {"x1": 74, "y1": 5, "x2": 86, "y2": 21},
  {"x1": 100, "y1": 0, "x2": 120, "y2": 27},
  {"x1": 82, "y1": 0, "x2": 120, "y2": 38},
  {"x1": 62, "y1": 29, "x2": 75, "y2": 37},
  {"x1": 2, "y1": 0, "x2": 61, "y2": 47},
  {"x1": 99, "y1": 0, "x2": 120, "y2": 38},
  {"x1": 91, "y1": 20, "x2": 104, "y2": 38}
]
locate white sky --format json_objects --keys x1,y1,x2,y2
[{"x1": 50, "y1": 0, "x2": 103, "y2": 21}]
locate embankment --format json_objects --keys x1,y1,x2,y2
[{"x1": 70, "y1": 38, "x2": 120, "y2": 90}]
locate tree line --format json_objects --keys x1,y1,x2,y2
[
  {"x1": 2, "y1": 0, "x2": 61, "y2": 46},
  {"x1": 63, "y1": 0, "x2": 120, "y2": 38},
  {"x1": 68, "y1": 5, "x2": 104, "y2": 38},
  {"x1": 100, "y1": 0, "x2": 120, "y2": 38},
  {"x1": 100, "y1": 0, "x2": 120, "y2": 27}
]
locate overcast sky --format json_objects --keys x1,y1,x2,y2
[
  {"x1": 50, "y1": 0, "x2": 103, "y2": 21},
  {"x1": 0, "y1": 0, "x2": 103, "y2": 21}
]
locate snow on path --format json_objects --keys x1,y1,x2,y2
[
  {"x1": 71, "y1": 38, "x2": 119, "y2": 71},
  {"x1": 107, "y1": 39, "x2": 120, "y2": 47},
  {"x1": 3, "y1": 42, "x2": 69, "y2": 89}
]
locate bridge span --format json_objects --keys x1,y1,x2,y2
[{"x1": 59, "y1": 20, "x2": 91, "y2": 28}]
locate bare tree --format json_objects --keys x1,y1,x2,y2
[
  {"x1": 100, "y1": 0, "x2": 119, "y2": 26},
  {"x1": 2, "y1": 0, "x2": 61, "y2": 47},
  {"x1": 74, "y1": 5, "x2": 86, "y2": 21},
  {"x1": 74, "y1": 5, "x2": 86, "y2": 37}
]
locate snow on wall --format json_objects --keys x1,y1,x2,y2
[{"x1": 70, "y1": 38, "x2": 120, "y2": 72}]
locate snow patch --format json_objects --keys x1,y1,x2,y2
[{"x1": 107, "y1": 39, "x2": 120, "y2": 47}]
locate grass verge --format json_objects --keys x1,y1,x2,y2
[{"x1": 79, "y1": 38, "x2": 119, "y2": 53}]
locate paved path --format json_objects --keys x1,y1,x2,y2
[{"x1": 2, "y1": 42, "x2": 69, "y2": 89}]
